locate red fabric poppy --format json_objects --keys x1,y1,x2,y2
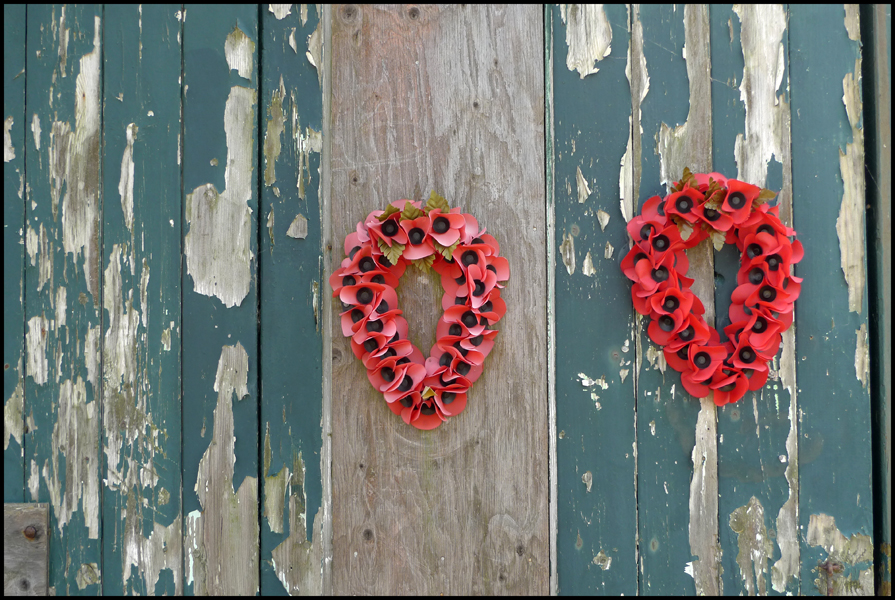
[
  {"x1": 330, "y1": 195, "x2": 509, "y2": 429},
  {"x1": 623, "y1": 169, "x2": 802, "y2": 406}
]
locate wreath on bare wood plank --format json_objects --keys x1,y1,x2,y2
[
  {"x1": 621, "y1": 169, "x2": 802, "y2": 405},
  {"x1": 330, "y1": 193, "x2": 509, "y2": 429}
]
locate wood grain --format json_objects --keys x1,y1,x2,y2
[
  {"x1": 3, "y1": 504, "x2": 48, "y2": 596},
  {"x1": 330, "y1": 5, "x2": 548, "y2": 594}
]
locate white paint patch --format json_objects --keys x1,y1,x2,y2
[
  {"x1": 184, "y1": 86, "x2": 257, "y2": 308},
  {"x1": 581, "y1": 471, "x2": 593, "y2": 492},
  {"x1": 576, "y1": 165, "x2": 591, "y2": 203},
  {"x1": 306, "y1": 19, "x2": 323, "y2": 84},
  {"x1": 560, "y1": 4, "x2": 612, "y2": 78},
  {"x1": 26, "y1": 315, "x2": 49, "y2": 385},
  {"x1": 118, "y1": 123, "x2": 137, "y2": 232},
  {"x1": 596, "y1": 209, "x2": 609, "y2": 231},
  {"x1": 593, "y1": 550, "x2": 612, "y2": 570},
  {"x1": 3, "y1": 359, "x2": 24, "y2": 451},
  {"x1": 604, "y1": 242, "x2": 614, "y2": 260},
  {"x1": 578, "y1": 373, "x2": 608, "y2": 389},
  {"x1": 55, "y1": 286, "x2": 67, "y2": 328},
  {"x1": 225, "y1": 26, "x2": 255, "y2": 80},
  {"x1": 844, "y1": 4, "x2": 861, "y2": 41},
  {"x1": 76, "y1": 563, "x2": 99, "y2": 590},
  {"x1": 269, "y1": 4, "x2": 292, "y2": 20},
  {"x1": 837, "y1": 61, "x2": 866, "y2": 314},
  {"x1": 85, "y1": 325, "x2": 101, "y2": 389},
  {"x1": 560, "y1": 231, "x2": 575, "y2": 275},
  {"x1": 855, "y1": 324, "x2": 869, "y2": 388},
  {"x1": 581, "y1": 251, "x2": 596, "y2": 277},
  {"x1": 730, "y1": 496, "x2": 772, "y2": 595},
  {"x1": 29, "y1": 460, "x2": 40, "y2": 501},
  {"x1": 4, "y1": 116, "x2": 14, "y2": 161},
  {"x1": 289, "y1": 28, "x2": 298, "y2": 53},
  {"x1": 287, "y1": 213, "x2": 309, "y2": 239},
  {"x1": 264, "y1": 76, "x2": 286, "y2": 187},
  {"x1": 31, "y1": 113, "x2": 41, "y2": 150}
]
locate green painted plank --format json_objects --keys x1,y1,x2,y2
[
  {"x1": 788, "y1": 4, "x2": 875, "y2": 595},
  {"x1": 181, "y1": 5, "x2": 260, "y2": 595},
  {"x1": 4, "y1": 3, "x2": 27, "y2": 503},
  {"x1": 549, "y1": 4, "x2": 637, "y2": 595},
  {"x1": 709, "y1": 5, "x2": 800, "y2": 595},
  {"x1": 258, "y1": 4, "x2": 325, "y2": 595},
  {"x1": 101, "y1": 5, "x2": 183, "y2": 595},
  {"x1": 24, "y1": 5, "x2": 103, "y2": 595}
]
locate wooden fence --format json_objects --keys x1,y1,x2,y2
[{"x1": 3, "y1": 4, "x2": 891, "y2": 596}]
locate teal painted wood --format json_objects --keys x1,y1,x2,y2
[
  {"x1": 549, "y1": 4, "x2": 638, "y2": 595},
  {"x1": 3, "y1": 3, "x2": 26, "y2": 504},
  {"x1": 100, "y1": 5, "x2": 183, "y2": 595},
  {"x1": 181, "y1": 5, "x2": 260, "y2": 595},
  {"x1": 24, "y1": 5, "x2": 104, "y2": 595},
  {"x1": 258, "y1": 4, "x2": 325, "y2": 595},
  {"x1": 709, "y1": 5, "x2": 800, "y2": 595},
  {"x1": 634, "y1": 5, "x2": 709, "y2": 594},
  {"x1": 788, "y1": 4, "x2": 875, "y2": 594}
]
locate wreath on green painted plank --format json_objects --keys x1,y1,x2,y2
[
  {"x1": 329, "y1": 192, "x2": 509, "y2": 430},
  {"x1": 621, "y1": 168, "x2": 803, "y2": 406}
]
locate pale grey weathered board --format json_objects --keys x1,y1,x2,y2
[
  {"x1": 3, "y1": 504, "x2": 48, "y2": 596},
  {"x1": 330, "y1": 5, "x2": 548, "y2": 594}
]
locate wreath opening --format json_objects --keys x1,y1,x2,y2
[
  {"x1": 330, "y1": 192, "x2": 509, "y2": 430},
  {"x1": 621, "y1": 168, "x2": 803, "y2": 406}
]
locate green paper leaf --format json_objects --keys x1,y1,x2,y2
[
  {"x1": 433, "y1": 238, "x2": 460, "y2": 261},
  {"x1": 754, "y1": 188, "x2": 777, "y2": 206},
  {"x1": 426, "y1": 191, "x2": 451, "y2": 214},
  {"x1": 377, "y1": 204, "x2": 401, "y2": 222},
  {"x1": 401, "y1": 202, "x2": 426, "y2": 221},
  {"x1": 378, "y1": 237, "x2": 405, "y2": 265},
  {"x1": 411, "y1": 254, "x2": 436, "y2": 273},
  {"x1": 710, "y1": 229, "x2": 727, "y2": 251}
]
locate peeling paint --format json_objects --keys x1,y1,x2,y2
[
  {"x1": 578, "y1": 373, "x2": 608, "y2": 389},
  {"x1": 306, "y1": 18, "x2": 323, "y2": 84},
  {"x1": 730, "y1": 496, "x2": 773, "y2": 595},
  {"x1": 836, "y1": 60, "x2": 866, "y2": 314},
  {"x1": 621, "y1": 5, "x2": 648, "y2": 226},
  {"x1": 4, "y1": 116, "x2": 14, "y2": 161},
  {"x1": 75, "y1": 563, "x2": 99, "y2": 590},
  {"x1": 269, "y1": 4, "x2": 292, "y2": 20},
  {"x1": 560, "y1": 231, "x2": 575, "y2": 275},
  {"x1": 4, "y1": 358, "x2": 24, "y2": 451},
  {"x1": 31, "y1": 113, "x2": 41, "y2": 151},
  {"x1": 645, "y1": 344, "x2": 666, "y2": 373},
  {"x1": 581, "y1": 251, "x2": 595, "y2": 277},
  {"x1": 596, "y1": 209, "x2": 609, "y2": 231},
  {"x1": 185, "y1": 343, "x2": 259, "y2": 595},
  {"x1": 689, "y1": 397, "x2": 721, "y2": 595},
  {"x1": 225, "y1": 26, "x2": 255, "y2": 80},
  {"x1": 84, "y1": 325, "x2": 100, "y2": 389},
  {"x1": 559, "y1": 4, "x2": 612, "y2": 78},
  {"x1": 806, "y1": 513, "x2": 874, "y2": 595},
  {"x1": 576, "y1": 165, "x2": 591, "y2": 203},
  {"x1": 581, "y1": 471, "x2": 592, "y2": 493},
  {"x1": 29, "y1": 459, "x2": 40, "y2": 501},
  {"x1": 263, "y1": 425, "x2": 289, "y2": 534},
  {"x1": 118, "y1": 123, "x2": 137, "y2": 232},
  {"x1": 55, "y1": 286, "x2": 67, "y2": 328},
  {"x1": 603, "y1": 242, "x2": 614, "y2": 260},
  {"x1": 264, "y1": 76, "x2": 286, "y2": 187},
  {"x1": 26, "y1": 315, "x2": 49, "y2": 385},
  {"x1": 844, "y1": 4, "x2": 860, "y2": 41},
  {"x1": 593, "y1": 550, "x2": 611, "y2": 570},
  {"x1": 185, "y1": 86, "x2": 257, "y2": 308},
  {"x1": 854, "y1": 324, "x2": 869, "y2": 388},
  {"x1": 289, "y1": 28, "x2": 298, "y2": 54}
]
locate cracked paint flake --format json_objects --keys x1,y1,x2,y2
[
  {"x1": 844, "y1": 5, "x2": 860, "y2": 41},
  {"x1": 4, "y1": 116, "x2": 14, "y2": 161},
  {"x1": 4, "y1": 358, "x2": 24, "y2": 451},
  {"x1": 26, "y1": 315, "x2": 49, "y2": 385},
  {"x1": 289, "y1": 28, "x2": 298, "y2": 53},
  {"x1": 287, "y1": 214, "x2": 308, "y2": 239},
  {"x1": 596, "y1": 209, "x2": 609, "y2": 231},
  {"x1": 76, "y1": 563, "x2": 99, "y2": 590},
  {"x1": 31, "y1": 113, "x2": 41, "y2": 151},
  {"x1": 806, "y1": 513, "x2": 874, "y2": 595},
  {"x1": 225, "y1": 26, "x2": 255, "y2": 80},
  {"x1": 620, "y1": 5, "x2": 648, "y2": 223},
  {"x1": 576, "y1": 165, "x2": 591, "y2": 203},
  {"x1": 185, "y1": 343, "x2": 259, "y2": 595},
  {"x1": 559, "y1": 4, "x2": 612, "y2": 78},
  {"x1": 603, "y1": 242, "x2": 614, "y2": 260},
  {"x1": 118, "y1": 123, "x2": 137, "y2": 232},
  {"x1": 689, "y1": 396, "x2": 721, "y2": 595},
  {"x1": 593, "y1": 550, "x2": 611, "y2": 570},
  {"x1": 855, "y1": 324, "x2": 869, "y2": 388},
  {"x1": 581, "y1": 251, "x2": 595, "y2": 277},
  {"x1": 264, "y1": 76, "x2": 286, "y2": 186},
  {"x1": 581, "y1": 471, "x2": 592, "y2": 492},
  {"x1": 269, "y1": 4, "x2": 292, "y2": 20},
  {"x1": 730, "y1": 496, "x2": 773, "y2": 595},
  {"x1": 578, "y1": 373, "x2": 608, "y2": 389},
  {"x1": 55, "y1": 286, "x2": 67, "y2": 328},
  {"x1": 836, "y1": 60, "x2": 866, "y2": 314},
  {"x1": 185, "y1": 86, "x2": 257, "y2": 308},
  {"x1": 306, "y1": 18, "x2": 323, "y2": 84},
  {"x1": 560, "y1": 231, "x2": 575, "y2": 275}
]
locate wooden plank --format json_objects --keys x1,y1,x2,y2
[
  {"x1": 3, "y1": 3, "x2": 27, "y2": 504},
  {"x1": 330, "y1": 5, "x2": 548, "y2": 594},
  {"x1": 100, "y1": 5, "x2": 183, "y2": 595},
  {"x1": 861, "y1": 3, "x2": 892, "y2": 595},
  {"x1": 258, "y1": 3, "x2": 327, "y2": 595},
  {"x1": 24, "y1": 6, "x2": 103, "y2": 594},
  {"x1": 788, "y1": 4, "x2": 875, "y2": 595},
  {"x1": 548, "y1": 4, "x2": 638, "y2": 595},
  {"x1": 632, "y1": 5, "x2": 720, "y2": 595},
  {"x1": 3, "y1": 504, "x2": 49, "y2": 596},
  {"x1": 181, "y1": 5, "x2": 260, "y2": 595},
  {"x1": 709, "y1": 5, "x2": 801, "y2": 595}
]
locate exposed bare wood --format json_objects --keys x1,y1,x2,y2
[{"x1": 3, "y1": 504, "x2": 48, "y2": 596}]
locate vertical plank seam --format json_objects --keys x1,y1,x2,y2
[
  {"x1": 178, "y1": 3, "x2": 186, "y2": 594},
  {"x1": 21, "y1": 2, "x2": 29, "y2": 503},
  {"x1": 98, "y1": 6, "x2": 106, "y2": 593},
  {"x1": 255, "y1": 3, "x2": 264, "y2": 591},
  {"x1": 320, "y1": 4, "x2": 334, "y2": 594},
  {"x1": 543, "y1": 5, "x2": 558, "y2": 596}
]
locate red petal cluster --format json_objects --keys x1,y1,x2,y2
[
  {"x1": 330, "y1": 199, "x2": 509, "y2": 429},
  {"x1": 621, "y1": 173, "x2": 802, "y2": 406}
]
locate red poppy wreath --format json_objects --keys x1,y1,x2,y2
[
  {"x1": 329, "y1": 192, "x2": 509, "y2": 430},
  {"x1": 621, "y1": 168, "x2": 803, "y2": 406}
]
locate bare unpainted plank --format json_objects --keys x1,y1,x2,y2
[
  {"x1": 3, "y1": 3, "x2": 27, "y2": 504},
  {"x1": 4, "y1": 504, "x2": 49, "y2": 596},
  {"x1": 330, "y1": 5, "x2": 548, "y2": 594},
  {"x1": 100, "y1": 5, "x2": 183, "y2": 595},
  {"x1": 24, "y1": 6, "x2": 103, "y2": 594},
  {"x1": 549, "y1": 4, "x2": 638, "y2": 595},
  {"x1": 181, "y1": 5, "x2": 260, "y2": 595},
  {"x1": 259, "y1": 4, "x2": 327, "y2": 595}
]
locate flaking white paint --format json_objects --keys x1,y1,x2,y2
[{"x1": 559, "y1": 4, "x2": 612, "y2": 78}]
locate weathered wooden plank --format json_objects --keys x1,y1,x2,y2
[
  {"x1": 709, "y1": 5, "x2": 800, "y2": 595},
  {"x1": 100, "y1": 5, "x2": 183, "y2": 595},
  {"x1": 788, "y1": 4, "x2": 875, "y2": 595},
  {"x1": 181, "y1": 5, "x2": 260, "y2": 595},
  {"x1": 330, "y1": 5, "x2": 548, "y2": 594},
  {"x1": 549, "y1": 4, "x2": 638, "y2": 595},
  {"x1": 861, "y1": 3, "x2": 892, "y2": 595},
  {"x1": 3, "y1": 3, "x2": 27, "y2": 504},
  {"x1": 633, "y1": 5, "x2": 721, "y2": 595},
  {"x1": 4, "y1": 504, "x2": 49, "y2": 596},
  {"x1": 259, "y1": 3, "x2": 327, "y2": 595},
  {"x1": 24, "y1": 5, "x2": 103, "y2": 594}
]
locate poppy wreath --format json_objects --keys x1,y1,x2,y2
[
  {"x1": 329, "y1": 192, "x2": 509, "y2": 430},
  {"x1": 620, "y1": 168, "x2": 803, "y2": 406}
]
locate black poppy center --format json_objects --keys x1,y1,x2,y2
[
  {"x1": 343, "y1": 275, "x2": 357, "y2": 286},
  {"x1": 357, "y1": 287, "x2": 374, "y2": 304},
  {"x1": 675, "y1": 197, "x2": 692, "y2": 213},
  {"x1": 473, "y1": 281, "x2": 485, "y2": 297},
  {"x1": 719, "y1": 383, "x2": 737, "y2": 392},
  {"x1": 659, "y1": 315, "x2": 675, "y2": 332},
  {"x1": 752, "y1": 317, "x2": 767, "y2": 333},
  {"x1": 640, "y1": 224, "x2": 655, "y2": 241},
  {"x1": 652, "y1": 235, "x2": 670, "y2": 252},
  {"x1": 746, "y1": 244, "x2": 763, "y2": 259},
  {"x1": 728, "y1": 191, "x2": 746, "y2": 209},
  {"x1": 349, "y1": 246, "x2": 361, "y2": 260},
  {"x1": 652, "y1": 266, "x2": 669, "y2": 282},
  {"x1": 759, "y1": 286, "x2": 776, "y2": 301},
  {"x1": 462, "y1": 250, "x2": 479, "y2": 266},
  {"x1": 694, "y1": 352, "x2": 711, "y2": 369},
  {"x1": 363, "y1": 338, "x2": 378, "y2": 353},
  {"x1": 441, "y1": 392, "x2": 456, "y2": 404},
  {"x1": 663, "y1": 296, "x2": 680, "y2": 312},
  {"x1": 677, "y1": 348, "x2": 690, "y2": 360},
  {"x1": 739, "y1": 347, "x2": 756, "y2": 363},
  {"x1": 439, "y1": 353, "x2": 452, "y2": 367},
  {"x1": 371, "y1": 274, "x2": 385, "y2": 284},
  {"x1": 454, "y1": 296, "x2": 467, "y2": 305},
  {"x1": 456, "y1": 362, "x2": 471, "y2": 376},
  {"x1": 366, "y1": 320, "x2": 383, "y2": 333},
  {"x1": 470, "y1": 335, "x2": 483, "y2": 346},
  {"x1": 359, "y1": 257, "x2": 376, "y2": 272},
  {"x1": 409, "y1": 228, "x2": 425, "y2": 245},
  {"x1": 382, "y1": 348, "x2": 397, "y2": 359},
  {"x1": 449, "y1": 324, "x2": 462, "y2": 336},
  {"x1": 766, "y1": 254, "x2": 781, "y2": 270},
  {"x1": 398, "y1": 375, "x2": 413, "y2": 392},
  {"x1": 480, "y1": 301, "x2": 493, "y2": 313},
  {"x1": 749, "y1": 268, "x2": 764, "y2": 285},
  {"x1": 351, "y1": 309, "x2": 364, "y2": 323},
  {"x1": 400, "y1": 396, "x2": 413, "y2": 407},
  {"x1": 679, "y1": 325, "x2": 694, "y2": 341},
  {"x1": 462, "y1": 311, "x2": 478, "y2": 327},
  {"x1": 381, "y1": 367, "x2": 395, "y2": 382},
  {"x1": 376, "y1": 299, "x2": 389, "y2": 313},
  {"x1": 382, "y1": 220, "x2": 399, "y2": 237},
  {"x1": 378, "y1": 255, "x2": 392, "y2": 267},
  {"x1": 757, "y1": 224, "x2": 775, "y2": 236},
  {"x1": 433, "y1": 217, "x2": 450, "y2": 234},
  {"x1": 704, "y1": 208, "x2": 720, "y2": 222},
  {"x1": 420, "y1": 404, "x2": 436, "y2": 416},
  {"x1": 455, "y1": 274, "x2": 466, "y2": 285}
]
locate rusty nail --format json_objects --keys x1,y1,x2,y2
[{"x1": 24, "y1": 525, "x2": 37, "y2": 539}]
